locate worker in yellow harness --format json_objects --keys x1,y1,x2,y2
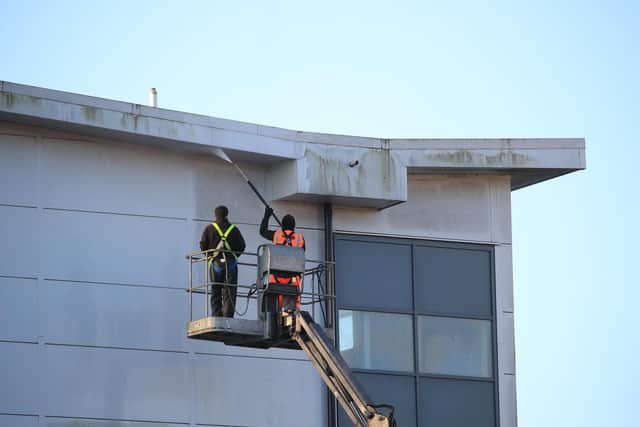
[{"x1": 200, "y1": 206, "x2": 246, "y2": 318}]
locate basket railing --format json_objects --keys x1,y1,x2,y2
[{"x1": 186, "y1": 247, "x2": 335, "y2": 325}]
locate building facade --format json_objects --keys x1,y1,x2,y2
[{"x1": 0, "y1": 82, "x2": 585, "y2": 427}]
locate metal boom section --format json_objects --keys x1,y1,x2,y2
[{"x1": 292, "y1": 312, "x2": 395, "y2": 427}]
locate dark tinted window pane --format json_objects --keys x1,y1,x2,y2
[
  {"x1": 419, "y1": 377, "x2": 495, "y2": 427},
  {"x1": 414, "y1": 246, "x2": 492, "y2": 317},
  {"x1": 335, "y1": 238, "x2": 412, "y2": 311},
  {"x1": 418, "y1": 316, "x2": 493, "y2": 378},
  {"x1": 339, "y1": 310, "x2": 414, "y2": 372},
  {"x1": 338, "y1": 373, "x2": 416, "y2": 427}
]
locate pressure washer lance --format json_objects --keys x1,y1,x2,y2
[{"x1": 211, "y1": 147, "x2": 283, "y2": 229}]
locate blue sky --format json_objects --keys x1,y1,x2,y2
[{"x1": 2, "y1": 1, "x2": 638, "y2": 426}]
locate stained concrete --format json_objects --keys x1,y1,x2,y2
[{"x1": 0, "y1": 81, "x2": 585, "y2": 209}]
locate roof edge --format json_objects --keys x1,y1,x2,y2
[{"x1": 0, "y1": 81, "x2": 586, "y2": 203}]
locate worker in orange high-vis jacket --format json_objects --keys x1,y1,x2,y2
[{"x1": 260, "y1": 207, "x2": 305, "y2": 311}]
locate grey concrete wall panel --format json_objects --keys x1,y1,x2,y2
[
  {"x1": 0, "y1": 206, "x2": 38, "y2": 278},
  {"x1": 0, "y1": 134, "x2": 38, "y2": 207},
  {"x1": 45, "y1": 346, "x2": 190, "y2": 423},
  {"x1": 498, "y1": 374, "x2": 517, "y2": 427},
  {"x1": 0, "y1": 415, "x2": 38, "y2": 427},
  {"x1": 335, "y1": 237, "x2": 412, "y2": 311},
  {"x1": 42, "y1": 209, "x2": 186, "y2": 287},
  {"x1": 414, "y1": 245, "x2": 492, "y2": 317},
  {"x1": 494, "y1": 243, "x2": 516, "y2": 427},
  {"x1": 268, "y1": 159, "x2": 300, "y2": 203},
  {"x1": 44, "y1": 281, "x2": 187, "y2": 351},
  {"x1": 45, "y1": 418, "x2": 187, "y2": 427},
  {"x1": 41, "y1": 138, "x2": 190, "y2": 218},
  {"x1": 338, "y1": 373, "x2": 416, "y2": 427},
  {"x1": 194, "y1": 354, "x2": 325, "y2": 427},
  {"x1": 489, "y1": 177, "x2": 512, "y2": 244},
  {"x1": 0, "y1": 277, "x2": 38, "y2": 342},
  {"x1": 419, "y1": 378, "x2": 495, "y2": 427},
  {"x1": 333, "y1": 176, "x2": 496, "y2": 243},
  {"x1": 494, "y1": 244, "x2": 514, "y2": 313},
  {"x1": 270, "y1": 145, "x2": 408, "y2": 208},
  {"x1": 497, "y1": 312, "x2": 516, "y2": 376},
  {"x1": 0, "y1": 342, "x2": 40, "y2": 414},
  {"x1": 191, "y1": 157, "x2": 267, "y2": 224}
]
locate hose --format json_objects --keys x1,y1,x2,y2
[{"x1": 234, "y1": 283, "x2": 257, "y2": 316}]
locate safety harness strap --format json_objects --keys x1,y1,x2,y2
[
  {"x1": 273, "y1": 229, "x2": 304, "y2": 248},
  {"x1": 210, "y1": 223, "x2": 238, "y2": 262}
]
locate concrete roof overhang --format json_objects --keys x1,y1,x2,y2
[{"x1": 0, "y1": 81, "x2": 585, "y2": 209}]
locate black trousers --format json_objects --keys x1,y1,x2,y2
[{"x1": 210, "y1": 264, "x2": 238, "y2": 318}]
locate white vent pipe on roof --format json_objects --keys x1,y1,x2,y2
[{"x1": 149, "y1": 88, "x2": 157, "y2": 107}]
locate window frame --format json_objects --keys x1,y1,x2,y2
[
  {"x1": 334, "y1": 233, "x2": 500, "y2": 427},
  {"x1": 338, "y1": 308, "x2": 416, "y2": 374},
  {"x1": 416, "y1": 314, "x2": 494, "y2": 378}
]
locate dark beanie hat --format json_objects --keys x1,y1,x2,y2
[
  {"x1": 282, "y1": 214, "x2": 295, "y2": 230},
  {"x1": 214, "y1": 205, "x2": 228, "y2": 219}
]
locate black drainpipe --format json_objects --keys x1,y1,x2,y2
[{"x1": 323, "y1": 202, "x2": 337, "y2": 427}]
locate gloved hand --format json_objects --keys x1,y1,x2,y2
[{"x1": 264, "y1": 206, "x2": 274, "y2": 218}]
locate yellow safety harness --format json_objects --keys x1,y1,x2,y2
[{"x1": 209, "y1": 223, "x2": 238, "y2": 266}]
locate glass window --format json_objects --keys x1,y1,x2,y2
[
  {"x1": 335, "y1": 238, "x2": 413, "y2": 311},
  {"x1": 338, "y1": 373, "x2": 416, "y2": 427},
  {"x1": 419, "y1": 377, "x2": 495, "y2": 427},
  {"x1": 339, "y1": 310, "x2": 414, "y2": 372},
  {"x1": 418, "y1": 316, "x2": 492, "y2": 378},
  {"x1": 335, "y1": 235, "x2": 498, "y2": 426},
  {"x1": 414, "y1": 246, "x2": 492, "y2": 317}
]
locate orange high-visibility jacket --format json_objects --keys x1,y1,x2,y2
[{"x1": 270, "y1": 230, "x2": 305, "y2": 285}]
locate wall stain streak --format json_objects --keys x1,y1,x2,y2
[
  {"x1": 81, "y1": 105, "x2": 101, "y2": 123},
  {"x1": 1, "y1": 93, "x2": 43, "y2": 110},
  {"x1": 118, "y1": 112, "x2": 150, "y2": 133},
  {"x1": 303, "y1": 146, "x2": 402, "y2": 199},
  {"x1": 426, "y1": 150, "x2": 530, "y2": 166}
]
